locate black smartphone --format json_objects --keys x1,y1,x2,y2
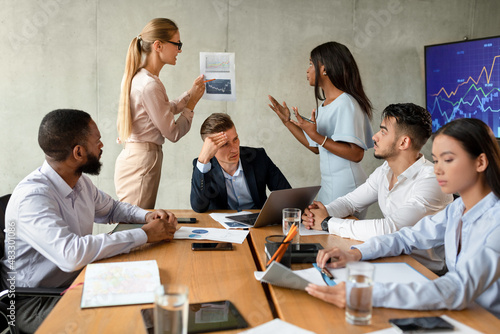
[
  {"x1": 177, "y1": 217, "x2": 197, "y2": 223},
  {"x1": 389, "y1": 316, "x2": 454, "y2": 333},
  {"x1": 191, "y1": 242, "x2": 233, "y2": 251}
]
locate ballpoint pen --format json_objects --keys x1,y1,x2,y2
[{"x1": 321, "y1": 268, "x2": 334, "y2": 280}]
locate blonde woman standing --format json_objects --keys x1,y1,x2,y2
[{"x1": 115, "y1": 18, "x2": 205, "y2": 209}]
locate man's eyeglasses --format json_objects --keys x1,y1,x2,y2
[{"x1": 165, "y1": 40, "x2": 182, "y2": 50}]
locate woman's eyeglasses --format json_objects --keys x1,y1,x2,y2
[{"x1": 165, "y1": 40, "x2": 183, "y2": 50}]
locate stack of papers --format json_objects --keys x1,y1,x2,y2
[{"x1": 81, "y1": 260, "x2": 160, "y2": 308}]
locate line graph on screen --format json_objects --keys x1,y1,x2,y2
[{"x1": 426, "y1": 37, "x2": 500, "y2": 136}]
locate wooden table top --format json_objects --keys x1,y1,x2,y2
[
  {"x1": 249, "y1": 224, "x2": 500, "y2": 334},
  {"x1": 37, "y1": 210, "x2": 500, "y2": 333},
  {"x1": 36, "y1": 210, "x2": 273, "y2": 334}
]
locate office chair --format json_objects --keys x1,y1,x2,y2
[{"x1": 0, "y1": 194, "x2": 64, "y2": 334}]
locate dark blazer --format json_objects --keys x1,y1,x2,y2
[{"x1": 190, "y1": 146, "x2": 291, "y2": 213}]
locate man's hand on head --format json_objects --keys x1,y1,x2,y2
[
  {"x1": 142, "y1": 211, "x2": 178, "y2": 243},
  {"x1": 197, "y1": 132, "x2": 227, "y2": 164}
]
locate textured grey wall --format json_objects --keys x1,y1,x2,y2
[{"x1": 1, "y1": 0, "x2": 499, "y2": 220}]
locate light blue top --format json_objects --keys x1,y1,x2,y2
[
  {"x1": 1, "y1": 161, "x2": 149, "y2": 288},
  {"x1": 305, "y1": 93, "x2": 374, "y2": 204},
  {"x1": 355, "y1": 192, "x2": 500, "y2": 318}
]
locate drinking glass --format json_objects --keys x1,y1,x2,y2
[
  {"x1": 282, "y1": 208, "x2": 301, "y2": 245},
  {"x1": 154, "y1": 284, "x2": 189, "y2": 334},
  {"x1": 345, "y1": 262, "x2": 374, "y2": 325}
]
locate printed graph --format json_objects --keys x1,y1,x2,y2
[
  {"x1": 206, "y1": 79, "x2": 232, "y2": 94},
  {"x1": 205, "y1": 54, "x2": 230, "y2": 72},
  {"x1": 426, "y1": 37, "x2": 500, "y2": 136}
]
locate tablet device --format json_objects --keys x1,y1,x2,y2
[{"x1": 141, "y1": 300, "x2": 248, "y2": 334}]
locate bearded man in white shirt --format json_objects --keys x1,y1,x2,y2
[
  {"x1": 1, "y1": 109, "x2": 178, "y2": 333},
  {"x1": 302, "y1": 103, "x2": 453, "y2": 274}
]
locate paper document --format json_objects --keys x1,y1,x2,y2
[
  {"x1": 298, "y1": 223, "x2": 329, "y2": 236},
  {"x1": 239, "y1": 319, "x2": 315, "y2": 334},
  {"x1": 81, "y1": 260, "x2": 160, "y2": 308},
  {"x1": 200, "y1": 52, "x2": 236, "y2": 101},
  {"x1": 255, "y1": 262, "x2": 429, "y2": 290},
  {"x1": 210, "y1": 211, "x2": 253, "y2": 229},
  {"x1": 174, "y1": 226, "x2": 249, "y2": 244}
]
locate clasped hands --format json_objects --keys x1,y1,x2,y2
[
  {"x1": 302, "y1": 201, "x2": 330, "y2": 231},
  {"x1": 142, "y1": 210, "x2": 178, "y2": 243}
]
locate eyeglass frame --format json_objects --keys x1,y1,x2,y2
[{"x1": 165, "y1": 40, "x2": 183, "y2": 50}]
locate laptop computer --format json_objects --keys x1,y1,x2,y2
[{"x1": 225, "y1": 186, "x2": 321, "y2": 228}]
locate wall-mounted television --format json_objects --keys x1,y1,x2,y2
[{"x1": 425, "y1": 35, "x2": 500, "y2": 137}]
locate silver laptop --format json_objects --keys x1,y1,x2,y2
[{"x1": 225, "y1": 186, "x2": 321, "y2": 228}]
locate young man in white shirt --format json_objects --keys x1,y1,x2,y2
[
  {"x1": 302, "y1": 103, "x2": 453, "y2": 273},
  {"x1": 1, "y1": 109, "x2": 178, "y2": 333}
]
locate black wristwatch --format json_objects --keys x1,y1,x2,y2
[{"x1": 321, "y1": 216, "x2": 331, "y2": 231}]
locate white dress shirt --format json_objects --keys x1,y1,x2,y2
[
  {"x1": 196, "y1": 159, "x2": 254, "y2": 210},
  {"x1": 354, "y1": 192, "x2": 500, "y2": 318},
  {"x1": 325, "y1": 155, "x2": 453, "y2": 272},
  {"x1": 1, "y1": 161, "x2": 149, "y2": 288}
]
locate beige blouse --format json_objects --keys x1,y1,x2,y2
[{"x1": 127, "y1": 68, "x2": 193, "y2": 146}]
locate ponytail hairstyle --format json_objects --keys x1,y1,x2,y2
[
  {"x1": 310, "y1": 42, "x2": 372, "y2": 119},
  {"x1": 434, "y1": 118, "x2": 500, "y2": 198},
  {"x1": 117, "y1": 18, "x2": 179, "y2": 141}
]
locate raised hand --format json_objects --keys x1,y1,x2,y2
[{"x1": 268, "y1": 95, "x2": 291, "y2": 125}]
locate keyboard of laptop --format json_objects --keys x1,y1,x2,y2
[{"x1": 226, "y1": 213, "x2": 259, "y2": 226}]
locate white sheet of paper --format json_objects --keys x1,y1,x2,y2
[
  {"x1": 298, "y1": 223, "x2": 329, "y2": 236},
  {"x1": 255, "y1": 262, "x2": 430, "y2": 291},
  {"x1": 200, "y1": 52, "x2": 236, "y2": 101},
  {"x1": 209, "y1": 211, "x2": 253, "y2": 229},
  {"x1": 326, "y1": 262, "x2": 429, "y2": 284},
  {"x1": 174, "y1": 226, "x2": 248, "y2": 244},
  {"x1": 239, "y1": 319, "x2": 315, "y2": 334}
]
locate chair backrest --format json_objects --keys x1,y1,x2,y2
[{"x1": 0, "y1": 195, "x2": 11, "y2": 260}]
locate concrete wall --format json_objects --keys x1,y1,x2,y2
[{"x1": 1, "y1": 0, "x2": 499, "y2": 225}]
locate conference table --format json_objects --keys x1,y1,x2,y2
[{"x1": 37, "y1": 210, "x2": 500, "y2": 333}]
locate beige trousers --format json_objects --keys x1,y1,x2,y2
[{"x1": 114, "y1": 142, "x2": 163, "y2": 209}]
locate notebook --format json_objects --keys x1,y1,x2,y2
[{"x1": 225, "y1": 186, "x2": 320, "y2": 228}]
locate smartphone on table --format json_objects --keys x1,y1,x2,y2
[
  {"x1": 191, "y1": 242, "x2": 233, "y2": 251},
  {"x1": 177, "y1": 217, "x2": 197, "y2": 223},
  {"x1": 389, "y1": 316, "x2": 454, "y2": 333}
]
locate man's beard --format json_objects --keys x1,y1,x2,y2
[
  {"x1": 373, "y1": 142, "x2": 397, "y2": 160},
  {"x1": 77, "y1": 151, "x2": 102, "y2": 175}
]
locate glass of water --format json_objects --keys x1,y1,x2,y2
[
  {"x1": 282, "y1": 208, "x2": 301, "y2": 245},
  {"x1": 154, "y1": 284, "x2": 189, "y2": 334},
  {"x1": 345, "y1": 262, "x2": 374, "y2": 325}
]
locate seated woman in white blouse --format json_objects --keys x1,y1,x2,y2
[{"x1": 309, "y1": 118, "x2": 500, "y2": 318}]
